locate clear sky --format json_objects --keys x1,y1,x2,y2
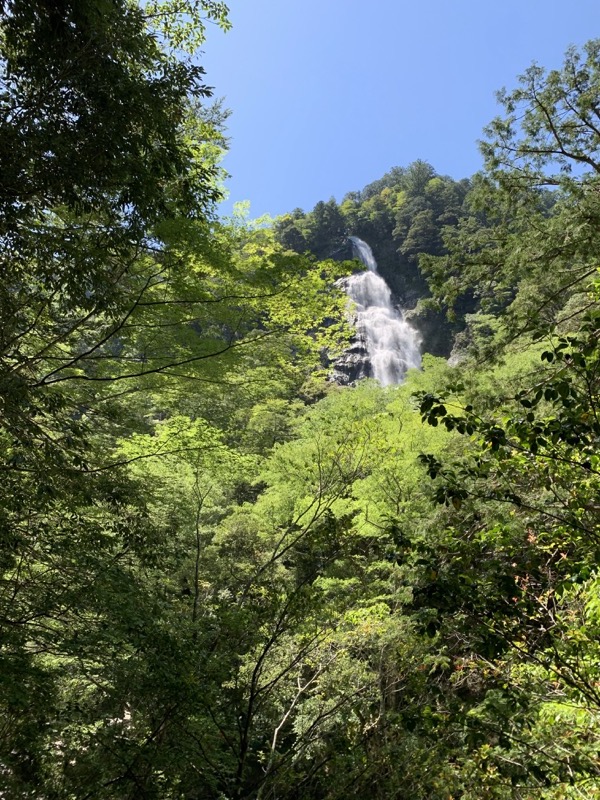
[{"x1": 200, "y1": 1, "x2": 600, "y2": 218}]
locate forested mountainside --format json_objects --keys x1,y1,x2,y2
[
  {"x1": 273, "y1": 161, "x2": 559, "y2": 361},
  {"x1": 274, "y1": 161, "x2": 476, "y2": 356},
  {"x1": 1, "y1": 3, "x2": 600, "y2": 798}
]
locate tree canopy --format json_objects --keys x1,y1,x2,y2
[{"x1": 1, "y1": 7, "x2": 600, "y2": 798}]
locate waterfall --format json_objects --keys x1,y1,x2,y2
[{"x1": 342, "y1": 236, "x2": 421, "y2": 386}]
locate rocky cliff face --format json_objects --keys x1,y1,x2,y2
[
  {"x1": 330, "y1": 326, "x2": 372, "y2": 385},
  {"x1": 329, "y1": 285, "x2": 372, "y2": 385}
]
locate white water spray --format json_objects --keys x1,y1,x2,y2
[{"x1": 345, "y1": 236, "x2": 421, "y2": 385}]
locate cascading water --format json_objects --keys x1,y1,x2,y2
[{"x1": 339, "y1": 236, "x2": 421, "y2": 386}]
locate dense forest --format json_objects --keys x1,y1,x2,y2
[{"x1": 1, "y1": 2, "x2": 600, "y2": 798}]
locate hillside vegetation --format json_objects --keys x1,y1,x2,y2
[{"x1": 1, "y1": 3, "x2": 600, "y2": 797}]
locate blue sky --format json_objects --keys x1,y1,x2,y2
[{"x1": 201, "y1": 1, "x2": 600, "y2": 218}]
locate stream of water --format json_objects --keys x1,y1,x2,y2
[{"x1": 345, "y1": 236, "x2": 421, "y2": 385}]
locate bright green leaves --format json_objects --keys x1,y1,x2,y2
[
  {"x1": 0, "y1": 3, "x2": 361, "y2": 795},
  {"x1": 144, "y1": 0, "x2": 231, "y2": 53},
  {"x1": 5, "y1": 4, "x2": 600, "y2": 795},
  {"x1": 412, "y1": 282, "x2": 600, "y2": 794}
]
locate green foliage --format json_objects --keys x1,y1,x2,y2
[
  {"x1": 378, "y1": 40, "x2": 600, "y2": 798},
  {"x1": 414, "y1": 189, "x2": 600, "y2": 799},
  {"x1": 0, "y1": 3, "x2": 354, "y2": 796},
  {"x1": 144, "y1": 0, "x2": 231, "y2": 53},
  {"x1": 424, "y1": 41, "x2": 600, "y2": 351},
  {"x1": 3, "y1": 7, "x2": 600, "y2": 798}
]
